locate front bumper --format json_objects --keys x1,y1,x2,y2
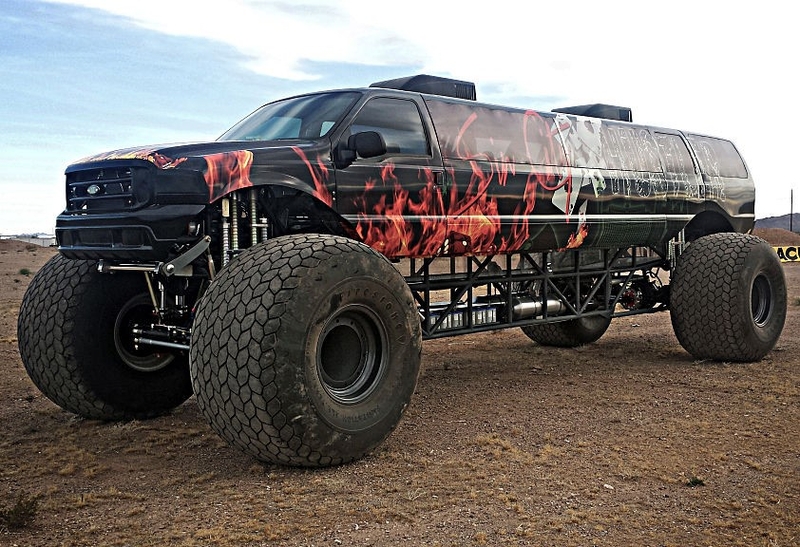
[{"x1": 56, "y1": 204, "x2": 207, "y2": 261}]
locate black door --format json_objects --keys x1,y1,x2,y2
[{"x1": 333, "y1": 96, "x2": 446, "y2": 258}]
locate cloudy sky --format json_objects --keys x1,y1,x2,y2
[{"x1": 0, "y1": 0, "x2": 795, "y2": 234}]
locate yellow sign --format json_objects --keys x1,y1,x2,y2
[{"x1": 774, "y1": 246, "x2": 800, "y2": 262}]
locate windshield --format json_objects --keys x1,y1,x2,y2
[{"x1": 218, "y1": 91, "x2": 361, "y2": 142}]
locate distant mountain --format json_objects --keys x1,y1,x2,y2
[{"x1": 755, "y1": 214, "x2": 800, "y2": 232}]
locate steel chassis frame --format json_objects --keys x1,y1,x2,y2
[{"x1": 404, "y1": 247, "x2": 670, "y2": 340}]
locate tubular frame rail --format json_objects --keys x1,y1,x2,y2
[{"x1": 405, "y1": 247, "x2": 670, "y2": 340}]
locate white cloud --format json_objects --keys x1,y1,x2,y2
[
  {"x1": 41, "y1": 0, "x2": 428, "y2": 80},
  {"x1": 25, "y1": 0, "x2": 800, "y2": 221},
  {"x1": 41, "y1": 0, "x2": 792, "y2": 105}
]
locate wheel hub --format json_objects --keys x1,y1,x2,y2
[
  {"x1": 114, "y1": 295, "x2": 175, "y2": 373},
  {"x1": 318, "y1": 305, "x2": 387, "y2": 404},
  {"x1": 751, "y1": 273, "x2": 773, "y2": 327}
]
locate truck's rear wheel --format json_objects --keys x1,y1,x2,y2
[
  {"x1": 190, "y1": 234, "x2": 422, "y2": 467},
  {"x1": 520, "y1": 315, "x2": 611, "y2": 347},
  {"x1": 17, "y1": 255, "x2": 192, "y2": 420},
  {"x1": 670, "y1": 233, "x2": 786, "y2": 361}
]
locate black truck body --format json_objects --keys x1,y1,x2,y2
[{"x1": 56, "y1": 78, "x2": 753, "y2": 265}]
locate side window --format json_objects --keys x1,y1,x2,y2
[
  {"x1": 654, "y1": 133, "x2": 695, "y2": 175},
  {"x1": 687, "y1": 135, "x2": 748, "y2": 178},
  {"x1": 600, "y1": 124, "x2": 662, "y2": 172},
  {"x1": 425, "y1": 98, "x2": 566, "y2": 165},
  {"x1": 349, "y1": 98, "x2": 430, "y2": 156}
]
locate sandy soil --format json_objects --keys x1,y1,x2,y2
[{"x1": 1, "y1": 233, "x2": 797, "y2": 546}]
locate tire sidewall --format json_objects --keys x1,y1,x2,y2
[
  {"x1": 190, "y1": 235, "x2": 422, "y2": 465},
  {"x1": 671, "y1": 233, "x2": 786, "y2": 362},
  {"x1": 572, "y1": 315, "x2": 612, "y2": 345},
  {"x1": 18, "y1": 254, "x2": 191, "y2": 419},
  {"x1": 738, "y1": 243, "x2": 786, "y2": 349},
  {"x1": 72, "y1": 272, "x2": 191, "y2": 414},
  {"x1": 293, "y1": 274, "x2": 418, "y2": 434}
]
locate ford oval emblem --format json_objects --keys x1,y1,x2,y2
[{"x1": 87, "y1": 184, "x2": 101, "y2": 195}]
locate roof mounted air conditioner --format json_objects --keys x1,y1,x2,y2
[
  {"x1": 552, "y1": 104, "x2": 632, "y2": 122},
  {"x1": 370, "y1": 75, "x2": 477, "y2": 101}
]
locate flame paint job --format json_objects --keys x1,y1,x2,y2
[
  {"x1": 70, "y1": 145, "x2": 257, "y2": 202},
  {"x1": 351, "y1": 164, "x2": 445, "y2": 257},
  {"x1": 74, "y1": 146, "x2": 188, "y2": 169},
  {"x1": 59, "y1": 86, "x2": 754, "y2": 262},
  {"x1": 204, "y1": 151, "x2": 254, "y2": 201},
  {"x1": 339, "y1": 101, "x2": 589, "y2": 257},
  {"x1": 292, "y1": 146, "x2": 333, "y2": 207}
]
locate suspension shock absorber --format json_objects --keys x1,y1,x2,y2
[
  {"x1": 249, "y1": 187, "x2": 270, "y2": 243},
  {"x1": 221, "y1": 197, "x2": 230, "y2": 267},
  {"x1": 230, "y1": 191, "x2": 239, "y2": 255},
  {"x1": 250, "y1": 188, "x2": 258, "y2": 246},
  {"x1": 669, "y1": 228, "x2": 686, "y2": 266}
]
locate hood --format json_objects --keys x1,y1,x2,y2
[
  {"x1": 67, "y1": 140, "x2": 326, "y2": 203},
  {"x1": 68, "y1": 141, "x2": 264, "y2": 170}
]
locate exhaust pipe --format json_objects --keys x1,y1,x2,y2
[{"x1": 511, "y1": 297, "x2": 567, "y2": 320}]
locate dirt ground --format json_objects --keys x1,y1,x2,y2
[{"x1": 1, "y1": 233, "x2": 797, "y2": 547}]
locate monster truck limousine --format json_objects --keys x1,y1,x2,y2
[{"x1": 18, "y1": 75, "x2": 785, "y2": 467}]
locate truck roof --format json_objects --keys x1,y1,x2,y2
[{"x1": 369, "y1": 74, "x2": 632, "y2": 123}]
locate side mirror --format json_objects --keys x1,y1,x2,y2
[
  {"x1": 349, "y1": 131, "x2": 387, "y2": 159},
  {"x1": 335, "y1": 131, "x2": 387, "y2": 168}
]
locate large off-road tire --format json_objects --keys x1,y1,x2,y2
[
  {"x1": 670, "y1": 233, "x2": 786, "y2": 362},
  {"x1": 520, "y1": 315, "x2": 612, "y2": 348},
  {"x1": 190, "y1": 234, "x2": 422, "y2": 467},
  {"x1": 17, "y1": 255, "x2": 192, "y2": 420}
]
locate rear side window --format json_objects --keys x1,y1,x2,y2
[
  {"x1": 426, "y1": 98, "x2": 567, "y2": 166},
  {"x1": 349, "y1": 98, "x2": 430, "y2": 156},
  {"x1": 687, "y1": 135, "x2": 747, "y2": 178},
  {"x1": 654, "y1": 133, "x2": 695, "y2": 175},
  {"x1": 599, "y1": 124, "x2": 662, "y2": 173}
]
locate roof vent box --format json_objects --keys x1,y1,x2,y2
[
  {"x1": 370, "y1": 75, "x2": 477, "y2": 101},
  {"x1": 552, "y1": 103, "x2": 633, "y2": 122}
]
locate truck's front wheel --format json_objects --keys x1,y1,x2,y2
[
  {"x1": 670, "y1": 233, "x2": 786, "y2": 361},
  {"x1": 17, "y1": 255, "x2": 192, "y2": 420},
  {"x1": 190, "y1": 234, "x2": 422, "y2": 467}
]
